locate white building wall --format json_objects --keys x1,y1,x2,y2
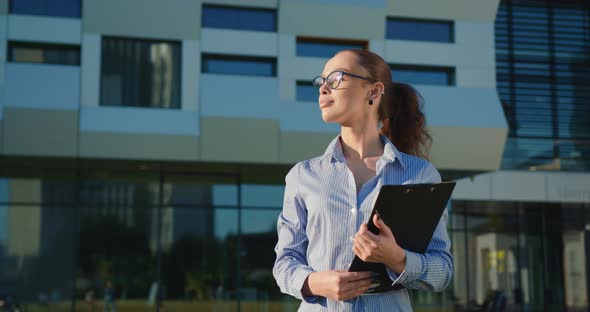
[
  {"x1": 454, "y1": 170, "x2": 590, "y2": 203},
  {"x1": 0, "y1": 0, "x2": 509, "y2": 170}
]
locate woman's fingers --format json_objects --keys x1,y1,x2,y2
[
  {"x1": 339, "y1": 271, "x2": 373, "y2": 282},
  {"x1": 355, "y1": 231, "x2": 377, "y2": 248},
  {"x1": 334, "y1": 278, "x2": 374, "y2": 301},
  {"x1": 338, "y1": 283, "x2": 373, "y2": 301},
  {"x1": 354, "y1": 232, "x2": 379, "y2": 261}
]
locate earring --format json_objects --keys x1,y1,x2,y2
[{"x1": 369, "y1": 99, "x2": 373, "y2": 105}]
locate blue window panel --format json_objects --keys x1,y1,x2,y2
[
  {"x1": 8, "y1": 41, "x2": 80, "y2": 65},
  {"x1": 296, "y1": 40, "x2": 366, "y2": 58},
  {"x1": 296, "y1": 81, "x2": 317, "y2": 102},
  {"x1": 202, "y1": 55, "x2": 276, "y2": 76},
  {"x1": 101, "y1": 37, "x2": 181, "y2": 108},
  {"x1": 390, "y1": 65, "x2": 454, "y2": 86},
  {"x1": 386, "y1": 18, "x2": 453, "y2": 43},
  {"x1": 202, "y1": 5, "x2": 276, "y2": 32},
  {"x1": 10, "y1": 0, "x2": 81, "y2": 18}
]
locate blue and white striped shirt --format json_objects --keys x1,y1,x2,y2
[{"x1": 273, "y1": 135, "x2": 453, "y2": 311}]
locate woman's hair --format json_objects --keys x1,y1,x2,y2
[{"x1": 338, "y1": 49, "x2": 432, "y2": 160}]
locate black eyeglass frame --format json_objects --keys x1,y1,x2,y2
[{"x1": 312, "y1": 70, "x2": 377, "y2": 94}]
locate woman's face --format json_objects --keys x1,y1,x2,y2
[{"x1": 318, "y1": 51, "x2": 374, "y2": 126}]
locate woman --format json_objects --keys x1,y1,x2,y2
[{"x1": 273, "y1": 49, "x2": 453, "y2": 311}]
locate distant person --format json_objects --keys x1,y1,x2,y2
[
  {"x1": 103, "y1": 281, "x2": 116, "y2": 312},
  {"x1": 85, "y1": 288, "x2": 96, "y2": 312},
  {"x1": 273, "y1": 49, "x2": 453, "y2": 311}
]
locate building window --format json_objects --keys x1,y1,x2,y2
[
  {"x1": 296, "y1": 81, "x2": 316, "y2": 102},
  {"x1": 100, "y1": 37, "x2": 181, "y2": 109},
  {"x1": 296, "y1": 37, "x2": 368, "y2": 58},
  {"x1": 496, "y1": 0, "x2": 590, "y2": 171},
  {"x1": 202, "y1": 4, "x2": 277, "y2": 32},
  {"x1": 386, "y1": 17, "x2": 454, "y2": 43},
  {"x1": 9, "y1": 0, "x2": 81, "y2": 18},
  {"x1": 202, "y1": 54, "x2": 276, "y2": 77},
  {"x1": 7, "y1": 41, "x2": 80, "y2": 65},
  {"x1": 390, "y1": 64, "x2": 455, "y2": 86}
]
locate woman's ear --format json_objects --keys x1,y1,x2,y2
[{"x1": 372, "y1": 82, "x2": 385, "y2": 98}]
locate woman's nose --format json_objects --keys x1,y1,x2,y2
[{"x1": 320, "y1": 82, "x2": 330, "y2": 95}]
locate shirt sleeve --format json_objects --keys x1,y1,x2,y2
[
  {"x1": 386, "y1": 162, "x2": 454, "y2": 291},
  {"x1": 272, "y1": 163, "x2": 319, "y2": 303}
]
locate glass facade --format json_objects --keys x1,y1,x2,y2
[
  {"x1": 202, "y1": 54, "x2": 277, "y2": 77},
  {"x1": 296, "y1": 81, "x2": 316, "y2": 102},
  {"x1": 9, "y1": 0, "x2": 81, "y2": 18},
  {"x1": 386, "y1": 17, "x2": 454, "y2": 43},
  {"x1": 390, "y1": 64, "x2": 455, "y2": 86},
  {"x1": 100, "y1": 37, "x2": 181, "y2": 109},
  {"x1": 296, "y1": 38, "x2": 367, "y2": 58},
  {"x1": 0, "y1": 165, "x2": 300, "y2": 311},
  {"x1": 449, "y1": 201, "x2": 589, "y2": 312},
  {"x1": 495, "y1": 0, "x2": 590, "y2": 171},
  {"x1": 8, "y1": 41, "x2": 80, "y2": 66},
  {"x1": 2, "y1": 165, "x2": 588, "y2": 312},
  {"x1": 202, "y1": 5, "x2": 277, "y2": 32}
]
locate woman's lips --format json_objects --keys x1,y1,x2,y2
[{"x1": 319, "y1": 100, "x2": 333, "y2": 109}]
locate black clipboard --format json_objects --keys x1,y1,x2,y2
[{"x1": 348, "y1": 181, "x2": 456, "y2": 294}]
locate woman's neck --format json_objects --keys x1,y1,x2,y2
[{"x1": 340, "y1": 124, "x2": 383, "y2": 161}]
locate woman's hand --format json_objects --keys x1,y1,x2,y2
[
  {"x1": 353, "y1": 213, "x2": 406, "y2": 273},
  {"x1": 302, "y1": 270, "x2": 373, "y2": 301}
]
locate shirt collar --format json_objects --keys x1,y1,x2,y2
[{"x1": 323, "y1": 134, "x2": 406, "y2": 169}]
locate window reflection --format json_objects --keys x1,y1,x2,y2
[
  {"x1": 386, "y1": 18, "x2": 453, "y2": 43},
  {"x1": 10, "y1": 0, "x2": 81, "y2": 18},
  {"x1": 240, "y1": 208, "x2": 286, "y2": 310},
  {"x1": 563, "y1": 230, "x2": 588, "y2": 309},
  {"x1": 202, "y1": 5, "x2": 277, "y2": 32},
  {"x1": 390, "y1": 64, "x2": 455, "y2": 86},
  {"x1": 202, "y1": 54, "x2": 276, "y2": 77},
  {"x1": 496, "y1": 0, "x2": 590, "y2": 171},
  {"x1": 0, "y1": 205, "x2": 75, "y2": 311},
  {"x1": 160, "y1": 207, "x2": 239, "y2": 312},
  {"x1": 8, "y1": 41, "x2": 80, "y2": 66},
  {"x1": 296, "y1": 38, "x2": 367, "y2": 58},
  {"x1": 158, "y1": 175, "x2": 239, "y2": 311},
  {"x1": 77, "y1": 173, "x2": 159, "y2": 311},
  {"x1": 101, "y1": 37, "x2": 181, "y2": 109},
  {"x1": 241, "y1": 184, "x2": 284, "y2": 208},
  {"x1": 450, "y1": 201, "x2": 590, "y2": 312},
  {"x1": 0, "y1": 176, "x2": 77, "y2": 205},
  {"x1": 296, "y1": 81, "x2": 316, "y2": 102}
]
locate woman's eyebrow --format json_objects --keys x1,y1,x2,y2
[{"x1": 321, "y1": 68, "x2": 350, "y2": 76}]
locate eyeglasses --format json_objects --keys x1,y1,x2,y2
[{"x1": 312, "y1": 70, "x2": 377, "y2": 94}]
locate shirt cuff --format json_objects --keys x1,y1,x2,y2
[
  {"x1": 386, "y1": 249, "x2": 424, "y2": 285},
  {"x1": 385, "y1": 267, "x2": 406, "y2": 286},
  {"x1": 292, "y1": 267, "x2": 320, "y2": 303}
]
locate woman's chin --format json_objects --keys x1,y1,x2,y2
[
  {"x1": 321, "y1": 111, "x2": 339, "y2": 124},
  {"x1": 321, "y1": 115, "x2": 335, "y2": 124}
]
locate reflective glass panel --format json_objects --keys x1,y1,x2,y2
[
  {"x1": 202, "y1": 5, "x2": 276, "y2": 32},
  {"x1": 8, "y1": 41, "x2": 80, "y2": 66},
  {"x1": 390, "y1": 65, "x2": 454, "y2": 86},
  {"x1": 296, "y1": 81, "x2": 316, "y2": 102},
  {"x1": 202, "y1": 54, "x2": 276, "y2": 77},
  {"x1": 101, "y1": 37, "x2": 181, "y2": 109},
  {"x1": 10, "y1": 0, "x2": 81, "y2": 18},
  {"x1": 386, "y1": 18, "x2": 453, "y2": 42},
  {"x1": 0, "y1": 204, "x2": 75, "y2": 311},
  {"x1": 296, "y1": 40, "x2": 366, "y2": 58}
]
